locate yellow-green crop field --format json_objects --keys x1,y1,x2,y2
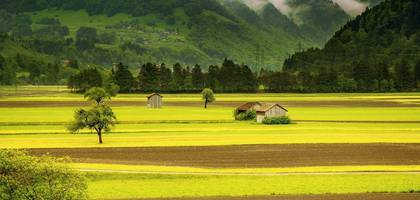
[{"x1": 1, "y1": 86, "x2": 420, "y2": 199}]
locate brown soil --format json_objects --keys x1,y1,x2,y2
[
  {"x1": 28, "y1": 143, "x2": 420, "y2": 168},
  {"x1": 125, "y1": 193, "x2": 420, "y2": 200},
  {"x1": 0, "y1": 100, "x2": 417, "y2": 108}
]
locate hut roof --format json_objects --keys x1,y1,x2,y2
[
  {"x1": 147, "y1": 93, "x2": 163, "y2": 99},
  {"x1": 256, "y1": 103, "x2": 288, "y2": 113},
  {"x1": 237, "y1": 102, "x2": 262, "y2": 111}
]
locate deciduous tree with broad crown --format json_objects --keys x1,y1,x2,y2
[
  {"x1": 201, "y1": 88, "x2": 215, "y2": 109},
  {"x1": 68, "y1": 87, "x2": 117, "y2": 144}
]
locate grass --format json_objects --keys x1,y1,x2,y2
[
  {"x1": 2, "y1": 106, "x2": 420, "y2": 123},
  {"x1": 86, "y1": 173, "x2": 420, "y2": 199},
  {"x1": 30, "y1": 10, "x2": 133, "y2": 38},
  {"x1": 2, "y1": 122, "x2": 420, "y2": 135},
  {"x1": 2, "y1": 129, "x2": 420, "y2": 148}
]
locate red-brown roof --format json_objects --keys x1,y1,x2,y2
[
  {"x1": 147, "y1": 93, "x2": 163, "y2": 99},
  {"x1": 237, "y1": 102, "x2": 262, "y2": 111},
  {"x1": 256, "y1": 103, "x2": 288, "y2": 113}
]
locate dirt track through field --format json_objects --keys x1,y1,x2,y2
[
  {"x1": 126, "y1": 193, "x2": 420, "y2": 200},
  {"x1": 1, "y1": 99, "x2": 418, "y2": 107},
  {"x1": 28, "y1": 143, "x2": 420, "y2": 168}
]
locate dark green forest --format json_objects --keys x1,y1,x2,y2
[{"x1": 283, "y1": 0, "x2": 420, "y2": 92}]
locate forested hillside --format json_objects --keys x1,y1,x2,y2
[
  {"x1": 0, "y1": 0, "x2": 315, "y2": 69},
  {"x1": 0, "y1": 0, "x2": 361, "y2": 85},
  {"x1": 282, "y1": 0, "x2": 420, "y2": 92}
]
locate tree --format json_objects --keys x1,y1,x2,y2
[
  {"x1": 67, "y1": 68, "x2": 103, "y2": 92},
  {"x1": 138, "y1": 62, "x2": 159, "y2": 92},
  {"x1": 113, "y1": 63, "x2": 135, "y2": 93},
  {"x1": 0, "y1": 54, "x2": 5, "y2": 83},
  {"x1": 201, "y1": 88, "x2": 215, "y2": 109},
  {"x1": 76, "y1": 27, "x2": 97, "y2": 50},
  {"x1": 415, "y1": 60, "x2": 420, "y2": 88},
  {"x1": 159, "y1": 63, "x2": 172, "y2": 90},
  {"x1": 206, "y1": 65, "x2": 219, "y2": 89},
  {"x1": 395, "y1": 59, "x2": 414, "y2": 90},
  {"x1": 172, "y1": 63, "x2": 184, "y2": 90},
  {"x1": 45, "y1": 62, "x2": 60, "y2": 84},
  {"x1": 0, "y1": 149, "x2": 87, "y2": 200},
  {"x1": 191, "y1": 64, "x2": 204, "y2": 89},
  {"x1": 105, "y1": 82, "x2": 120, "y2": 97},
  {"x1": 83, "y1": 87, "x2": 114, "y2": 104},
  {"x1": 69, "y1": 87, "x2": 117, "y2": 144},
  {"x1": 0, "y1": 54, "x2": 5, "y2": 71}
]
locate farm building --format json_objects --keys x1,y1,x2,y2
[
  {"x1": 236, "y1": 102, "x2": 262, "y2": 114},
  {"x1": 147, "y1": 93, "x2": 163, "y2": 108},
  {"x1": 256, "y1": 103, "x2": 288, "y2": 123}
]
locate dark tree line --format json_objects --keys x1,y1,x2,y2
[
  {"x1": 68, "y1": 58, "x2": 258, "y2": 93},
  {"x1": 68, "y1": 68, "x2": 102, "y2": 92}
]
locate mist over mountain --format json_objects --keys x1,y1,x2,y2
[{"x1": 232, "y1": 0, "x2": 382, "y2": 16}]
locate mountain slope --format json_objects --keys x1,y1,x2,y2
[
  {"x1": 0, "y1": 0, "x2": 357, "y2": 71},
  {"x1": 287, "y1": 0, "x2": 351, "y2": 44},
  {"x1": 283, "y1": 0, "x2": 420, "y2": 91}
]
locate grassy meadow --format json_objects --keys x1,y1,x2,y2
[
  {"x1": 1, "y1": 86, "x2": 420, "y2": 199},
  {"x1": 87, "y1": 173, "x2": 420, "y2": 199}
]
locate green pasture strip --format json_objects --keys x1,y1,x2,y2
[
  {"x1": 0, "y1": 106, "x2": 233, "y2": 123},
  {"x1": 1, "y1": 122, "x2": 420, "y2": 136},
  {"x1": 1, "y1": 106, "x2": 420, "y2": 123},
  {"x1": 74, "y1": 163, "x2": 420, "y2": 174},
  {"x1": 1, "y1": 88, "x2": 420, "y2": 102},
  {"x1": 30, "y1": 10, "x2": 132, "y2": 37},
  {"x1": 86, "y1": 173, "x2": 420, "y2": 199},
  {"x1": 2, "y1": 130, "x2": 420, "y2": 148},
  {"x1": 0, "y1": 85, "x2": 69, "y2": 93},
  {"x1": 1, "y1": 95, "x2": 420, "y2": 103}
]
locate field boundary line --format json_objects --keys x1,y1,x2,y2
[
  {"x1": 0, "y1": 120, "x2": 235, "y2": 126},
  {"x1": 2, "y1": 120, "x2": 420, "y2": 126},
  {"x1": 77, "y1": 168, "x2": 420, "y2": 176},
  {"x1": 295, "y1": 120, "x2": 420, "y2": 124}
]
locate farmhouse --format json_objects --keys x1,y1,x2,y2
[
  {"x1": 147, "y1": 93, "x2": 163, "y2": 108},
  {"x1": 236, "y1": 102, "x2": 262, "y2": 114},
  {"x1": 256, "y1": 103, "x2": 288, "y2": 123}
]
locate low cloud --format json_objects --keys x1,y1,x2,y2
[
  {"x1": 331, "y1": 0, "x2": 368, "y2": 16},
  {"x1": 242, "y1": 0, "x2": 291, "y2": 14},
  {"x1": 240, "y1": 0, "x2": 369, "y2": 16}
]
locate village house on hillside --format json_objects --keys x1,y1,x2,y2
[
  {"x1": 256, "y1": 103, "x2": 288, "y2": 123},
  {"x1": 236, "y1": 102, "x2": 262, "y2": 114},
  {"x1": 147, "y1": 93, "x2": 162, "y2": 108}
]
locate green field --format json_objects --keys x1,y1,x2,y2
[
  {"x1": 87, "y1": 173, "x2": 420, "y2": 199},
  {"x1": 1, "y1": 86, "x2": 420, "y2": 199},
  {"x1": 2, "y1": 122, "x2": 420, "y2": 148}
]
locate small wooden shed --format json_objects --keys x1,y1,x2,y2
[
  {"x1": 256, "y1": 103, "x2": 288, "y2": 123},
  {"x1": 147, "y1": 93, "x2": 163, "y2": 108},
  {"x1": 236, "y1": 102, "x2": 262, "y2": 114}
]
